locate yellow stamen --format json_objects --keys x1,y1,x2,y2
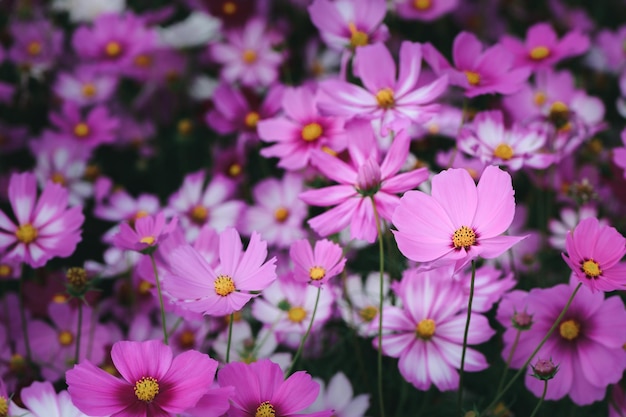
[
  {"x1": 51, "y1": 172, "x2": 66, "y2": 186},
  {"x1": 82, "y1": 83, "x2": 97, "y2": 98},
  {"x1": 255, "y1": 401, "x2": 276, "y2": 417},
  {"x1": 465, "y1": 71, "x2": 481, "y2": 86},
  {"x1": 134, "y1": 376, "x2": 159, "y2": 402},
  {"x1": 581, "y1": 259, "x2": 601, "y2": 278},
  {"x1": 242, "y1": 49, "x2": 257, "y2": 64},
  {"x1": 178, "y1": 330, "x2": 195, "y2": 349},
  {"x1": 288, "y1": 306, "x2": 307, "y2": 323},
  {"x1": 301, "y1": 122, "x2": 323, "y2": 142},
  {"x1": 140, "y1": 236, "x2": 155, "y2": 245},
  {"x1": 359, "y1": 305, "x2": 378, "y2": 322},
  {"x1": 550, "y1": 101, "x2": 569, "y2": 116},
  {"x1": 0, "y1": 264, "x2": 12, "y2": 278},
  {"x1": 274, "y1": 207, "x2": 289, "y2": 222},
  {"x1": 348, "y1": 22, "x2": 369, "y2": 48},
  {"x1": 375, "y1": 88, "x2": 395, "y2": 109},
  {"x1": 74, "y1": 122, "x2": 90, "y2": 138},
  {"x1": 214, "y1": 275, "x2": 236, "y2": 296},
  {"x1": 529, "y1": 46, "x2": 550, "y2": 60},
  {"x1": 138, "y1": 280, "x2": 153, "y2": 295},
  {"x1": 413, "y1": 0, "x2": 432, "y2": 10},
  {"x1": 228, "y1": 163, "x2": 242, "y2": 177},
  {"x1": 245, "y1": 111, "x2": 260, "y2": 128},
  {"x1": 309, "y1": 266, "x2": 326, "y2": 281},
  {"x1": 134, "y1": 54, "x2": 152, "y2": 68},
  {"x1": 105, "y1": 41, "x2": 122, "y2": 58},
  {"x1": 15, "y1": 224, "x2": 37, "y2": 244},
  {"x1": 321, "y1": 146, "x2": 337, "y2": 156},
  {"x1": 53, "y1": 293, "x2": 68, "y2": 303},
  {"x1": 9, "y1": 354, "x2": 25, "y2": 373},
  {"x1": 559, "y1": 319, "x2": 580, "y2": 341},
  {"x1": 493, "y1": 143, "x2": 514, "y2": 160},
  {"x1": 452, "y1": 226, "x2": 476, "y2": 249},
  {"x1": 58, "y1": 330, "x2": 74, "y2": 346},
  {"x1": 0, "y1": 396, "x2": 8, "y2": 416},
  {"x1": 27, "y1": 41, "x2": 42, "y2": 56},
  {"x1": 533, "y1": 91, "x2": 546, "y2": 106},
  {"x1": 223, "y1": 1, "x2": 237, "y2": 14},
  {"x1": 178, "y1": 119, "x2": 193, "y2": 135},
  {"x1": 190, "y1": 205, "x2": 209, "y2": 225},
  {"x1": 416, "y1": 318, "x2": 436, "y2": 339}
]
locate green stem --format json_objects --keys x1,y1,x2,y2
[
  {"x1": 74, "y1": 301, "x2": 83, "y2": 364},
  {"x1": 529, "y1": 380, "x2": 548, "y2": 417},
  {"x1": 19, "y1": 272, "x2": 32, "y2": 363},
  {"x1": 286, "y1": 286, "x2": 321, "y2": 376},
  {"x1": 225, "y1": 313, "x2": 234, "y2": 363},
  {"x1": 149, "y1": 254, "x2": 169, "y2": 345},
  {"x1": 481, "y1": 282, "x2": 583, "y2": 416},
  {"x1": 370, "y1": 196, "x2": 386, "y2": 417},
  {"x1": 496, "y1": 328, "x2": 521, "y2": 395},
  {"x1": 458, "y1": 260, "x2": 477, "y2": 414}
]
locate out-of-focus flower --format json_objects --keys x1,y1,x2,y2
[
  {"x1": 53, "y1": 67, "x2": 118, "y2": 107},
  {"x1": 8, "y1": 381, "x2": 91, "y2": 417},
  {"x1": 49, "y1": 103, "x2": 119, "y2": 150},
  {"x1": 158, "y1": 11, "x2": 221, "y2": 48},
  {"x1": 290, "y1": 239, "x2": 346, "y2": 286},
  {"x1": 304, "y1": 372, "x2": 369, "y2": 417},
  {"x1": 8, "y1": 20, "x2": 64, "y2": 72},
  {"x1": 52, "y1": 0, "x2": 126, "y2": 23},
  {"x1": 113, "y1": 212, "x2": 178, "y2": 254},
  {"x1": 393, "y1": 0, "x2": 459, "y2": 22},
  {"x1": 338, "y1": 272, "x2": 391, "y2": 337}
]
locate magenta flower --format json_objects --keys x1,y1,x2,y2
[
  {"x1": 53, "y1": 66, "x2": 118, "y2": 107},
  {"x1": 308, "y1": 0, "x2": 389, "y2": 51},
  {"x1": 561, "y1": 217, "x2": 626, "y2": 293},
  {"x1": 0, "y1": 172, "x2": 84, "y2": 268},
  {"x1": 318, "y1": 41, "x2": 448, "y2": 134},
  {"x1": 392, "y1": 165, "x2": 525, "y2": 271},
  {"x1": 300, "y1": 122, "x2": 429, "y2": 243},
  {"x1": 393, "y1": 0, "x2": 459, "y2": 22},
  {"x1": 49, "y1": 102, "x2": 119, "y2": 150},
  {"x1": 113, "y1": 212, "x2": 178, "y2": 254},
  {"x1": 8, "y1": 20, "x2": 64, "y2": 71},
  {"x1": 499, "y1": 284, "x2": 626, "y2": 405},
  {"x1": 164, "y1": 228, "x2": 277, "y2": 316},
  {"x1": 218, "y1": 358, "x2": 333, "y2": 417},
  {"x1": 379, "y1": 267, "x2": 494, "y2": 391},
  {"x1": 423, "y1": 32, "x2": 530, "y2": 98},
  {"x1": 66, "y1": 339, "x2": 225, "y2": 417},
  {"x1": 290, "y1": 239, "x2": 346, "y2": 286},
  {"x1": 500, "y1": 22, "x2": 590, "y2": 71}
]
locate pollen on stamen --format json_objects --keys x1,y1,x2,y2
[
  {"x1": 223, "y1": 1, "x2": 237, "y2": 14},
  {"x1": 105, "y1": 41, "x2": 122, "y2": 58},
  {"x1": 214, "y1": 275, "x2": 236, "y2": 296},
  {"x1": 242, "y1": 49, "x2": 257, "y2": 64},
  {"x1": 245, "y1": 111, "x2": 260, "y2": 128},
  {"x1": 464, "y1": 71, "x2": 481, "y2": 86},
  {"x1": 15, "y1": 224, "x2": 38, "y2": 244},
  {"x1": 559, "y1": 319, "x2": 580, "y2": 341},
  {"x1": 288, "y1": 306, "x2": 307, "y2": 323},
  {"x1": 493, "y1": 143, "x2": 514, "y2": 160},
  {"x1": 189, "y1": 205, "x2": 209, "y2": 225},
  {"x1": 375, "y1": 88, "x2": 395, "y2": 109},
  {"x1": 301, "y1": 122, "x2": 323, "y2": 142},
  {"x1": 348, "y1": 22, "x2": 369, "y2": 48},
  {"x1": 51, "y1": 172, "x2": 67, "y2": 186},
  {"x1": 359, "y1": 306, "x2": 378, "y2": 322},
  {"x1": 416, "y1": 318, "x2": 436, "y2": 340},
  {"x1": 309, "y1": 266, "x2": 326, "y2": 281},
  {"x1": 140, "y1": 236, "x2": 156, "y2": 245},
  {"x1": 58, "y1": 330, "x2": 74, "y2": 346},
  {"x1": 274, "y1": 207, "x2": 289, "y2": 223},
  {"x1": 73, "y1": 122, "x2": 90, "y2": 138},
  {"x1": 529, "y1": 46, "x2": 550, "y2": 60},
  {"x1": 134, "y1": 376, "x2": 159, "y2": 402},
  {"x1": 228, "y1": 163, "x2": 242, "y2": 177},
  {"x1": 0, "y1": 264, "x2": 12, "y2": 278},
  {"x1": 255, "y1": 401, "x2": 276, "y2": 417},
  {"x1": 0, "y1": 396, "x2": 8, "y2": 416},
  {"x1": 413, "y1": 0, "x2": 432, "y2": 10},
  {"x1": 27, "y1": 41, "x2": 42, "y2": 56},
  {"x1": 533, "y1": 91, "x2": 547, "y2": 106},
  {"x1": 581, "y1": 259, "x2": 602, "y2": 278},
  {"x1": 452, "y1": 226, "x2": 476, "y2": 250}
]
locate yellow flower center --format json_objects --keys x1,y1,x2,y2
[
  {"x1": 322, "y1": 146, "x2": 338, "y2": 156},
  {"x1": 58, "y1": 330, "x2": 74, "y2": 346},
  {"x1": 0, "y1": 396, "x2": 8, "y2": 416},
  {"x1": 138, "y1": 280, "x2": 153, "y2": 295},
  {"x1": 550, "y1": 101, "x2": 569, "y2": 117},
  {"x1": 413, "y1": 0, "x2": 432, "y2": 10},
  {"x1": 134, "y1": 54, "x2": 152, "y2": 68},
  {"x1": 242, "y1": 49, "x2": 257, "y2": 64},
  {"x1": 288, "y1": 306, "x2": 307, "y2": 323},
  {"x1": 0, "y1": 264, "x2": 12, "y2": 278},
  {"x1": 559, "y1": 319, "x2": 580, "y2": 341},
  {"x1": 190, "y1": 205, "x2": 209, "y2": 225},
  {"x1": 140, "y1": 236, "x2": 156, "y2": 245},
  {"x1": 274, "y1": 207, "x2": 289, "y2": 222},
  {"x1": 465, "y1": 71, "x2": 481, "y2": 86},
  {"x1": 105, "y1": 41, "x2": 122, "y2": 58},
  {"x1": 416, "y1": 318, "x2": 436, "y2": 339},
  {"x1": 178, "y1": 119, "x2": 193, "y2": 135},
  {"x1": 255, "y1": 401, "x2": 276, "y2": 417},
  {"x1": 9, "y1": 354, "x2": 25, "y2": 373},
  {"x1": 228, "y1": 163, "x2": 242, "y2": 177},
  {"x1": 134, "y1": 376, "x2": 159, "y2": 402},
  {"x1": 309, "y1": 266, "x2": 326, "y2": 281},
  {"x1": 359, "y1": 305, "x2": 378, "y2": 322},
  {"x1": 128, "y1": 210, "x2": 149, "y2": 228},
  {"x1": 74, "y1": 122, "x2": 90, "y2": 138},
  {"x1": 452, "y1": 226, "x2": 476, "y2": 250},
  {"x1": 51, "y1": 172, "x2": 66, "y2": 186},
  {"x1": 245, "y1": 111, "x2": 260, "y2": 128},
  {"x1": 82, "y1": 83, "x2": 97, "y2": 98},
  {"x1": 178, "y1": 330, "x2": 196, "y2": 349},
  {"x1": 375, "y1": 88, "x2": 395, "y2": 109},
  {"x1": 53, "y1": 293, "x2": 68, "y2": 303},
  {"x1": 15, "y1": 224, "x2": 38, "y2": 244},
  {"x1": 581, "y1": 259, "x2": 601, "y2": 278},
  {"x1": 301, "y1": 122, "x2": 323, "y2": 142},
  {"x1": 533, "y1": 91, "x2": 546, "y2": 106},
  {"x1": 27, "y1": 41, "x2": 42, "y2": 56},
  {"x1": 348, "y1": 23, "x2": 369, "y2": 48},
  {"x1": 529, "y1": 46, "x2": 550, "y2": 60},
  {"x1": 214, "y1": 275, "x2": 236, "y2": 296},
  {"x1": 223, "y1": 1, "x2": 237, "y2": 14},
  {"x1": 493, "y1": 143, "x2": 514, "y2": 160}
]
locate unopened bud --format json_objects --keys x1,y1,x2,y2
[
  {"x1": 531, "y1": 357, "x2": 559, "y2": 381},
  {"x1": 512, "y1": 310, "x2": 533, "y2": 330}
]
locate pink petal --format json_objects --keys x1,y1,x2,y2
[
  {"x1": 472, "y1": 165, "x2": 515, "y2": 238},
  {"x1": 112, "y1": 340, "x2": 173, "y2": 383},
  {"x1": 431, "y1": 168, "x2": 477, "y2": 227}
]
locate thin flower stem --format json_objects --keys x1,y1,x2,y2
[
  {"x1": 496, "y1": 328, "x2": 521, "y2": 395},
  {"x1": 286, "y1": 285, "x2": 321, "y2": 376},
  {"x1": 370, "y1": 196, "x2": 386, "y2": 417},
  {"x1": 529, "y1": 380, "x2": 548, "y2": 417},
  {"x1": 74, "y1": 301, "x2": 83, "y2": 365},
  {"x1": 225, "y1": 312, "x2": 234, "y2": 363},
  {"x1": 149, "y1": 253, "x2": 169, "y2": 345},
  {"x1": 481, "y1": 282, "x2": 583, "y2": 416},
  {"x1": 457, "y1": 259, "x2": 476, "y2": 414},
  {"x1": 19, "y1": 271, "x2": 32, "y2": 363}
]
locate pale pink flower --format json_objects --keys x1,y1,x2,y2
[
  {"x1": 304, "y1": 372, "x2": 369, "y2": 417},
  {"x1": 393, "y1": 0, "x2": 459, "y2": 22},
  {"x1": 8, "y1": 381, "x2": 90, "y2": 417},
  {"x1": 53, "y1": 67, "x2": 118, "y2": 107},
  {"x1": 113, "y1": 212, "x2": 178, "y2": 253},
  {"x1": 337, "y1": 272, "x2": 391, "y2": 337},
  {"x1": 290, "y1": 239, "x2": 346, "y2": 286}
]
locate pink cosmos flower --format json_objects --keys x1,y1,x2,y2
[
  {"x1": 8, "y1": 20, "x2": 64, "y2": 71},
  {"x1": 458, "y1": 110, "x2": 553, "y2": 171},
  {"x1": 500, "y1": 22, "x2": 590, "y2": 71},
  {"x1": 561, "y1": 217, "x2": 626, "y2": 293},
  {"x1": 378, "y1": 267, "x2": 494, "y2": 390},
  {"x1": 318, "y1": 41, "x2": 448, "y2": 134},
  {"x1": 53, "y1": 67, "x2": 118, "y2": 107},
  {"x1": 422, "y1": 31, "x2": 530, "y2": 98},
  {"x1": 290, "y1": 239, "x2": 346, "y2": 286},
  {"x1": 500, "y1": 284, "x2": 626, "y2": 405},
  {"x1": 242, "y1": 173, "x2": 308, "y2": 248},
  {"x1": 595, "y1": 25, "x2": 626, "y2": 73},
  {"x1": 217, "y1": 358, "x2": 333, "y2": 417},
  {"x1": 337, "y1": 272, "x2": 391, "y2": 337},
  {"x1": 392, "y1": 165, "x2": 525, "y2": 271},
  {"x1": 113, "y1": 212, "x2": 178, "y2": 253},
  {"x1": 49, "y1": 102, "x2": 119, "y2": 150},
  {"x1": 300, "y1": 122, "x2": 429, "y2": 243},
  {"x1": 308, "y1": 0, "x2": 389, "y2": 52},
  {"x1": 164, "y1": 228, "x2": 277, "y2": 316},
  {"x1": 0, "y1": 172, "x2": 84, "y2": 268},
  {"x1": 66, "y1": 339, "x2": 226, "y2": 417},
  {"x1": 548, "y1": 205, "x2": 603, "y2": 250},
  {"x1": 8, "y1": 381, "x2": 91, "y2": 417},
  {"x1": 210, "y1": 18, "x2": 284, "y2": 87},
  {"x1": 258, "y1": 85, "x2": 347, "y2": 170},
  {"x1": 304, "y1": 372, "x2": 369, "y2": 417},
  {"x1": 393, "y1": 0, "x2": 459, "y2": 22}
]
